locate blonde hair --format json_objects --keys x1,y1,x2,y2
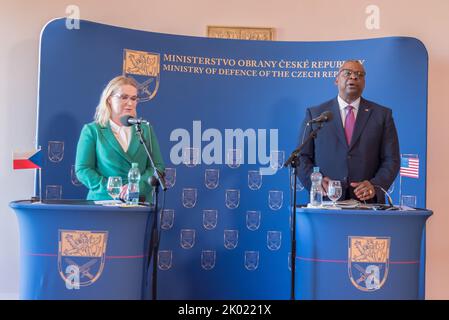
[{"x1": 94, "y1": 75, "x2": 139, "y2": 127}]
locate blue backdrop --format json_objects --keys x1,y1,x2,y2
[{"x1": 36, "y1": 19, "x2": 428, "y2": 299}]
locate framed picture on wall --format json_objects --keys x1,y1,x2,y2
[{"x1": 207, "y1": 26, "x2": 275, "y2": 41}]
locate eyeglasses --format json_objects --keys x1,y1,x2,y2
[
  {"x1": 112, "y1": 94, "x2": 139, "y2": 103},
  {"x1": 339, "y1": 69, "x2": 366, "y2": 78}
]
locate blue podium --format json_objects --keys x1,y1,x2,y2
[
  {"x1": 10, "y1": 200, "x2": 154, "y2": 300},
  {"x1": 295, "y1": 207, "x2": 432, "y2": 300}
]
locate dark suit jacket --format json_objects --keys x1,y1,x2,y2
[{"x1": 297, "y1": 97, "x2": 400, "y2": 203}]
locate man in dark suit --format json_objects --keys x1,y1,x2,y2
[{"x1": 297, "y1": 60, "x2": 400, "y2": 203}]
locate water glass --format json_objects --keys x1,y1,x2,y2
[
  {"x1": 107, "y1": 176, "x2": 122, "y2": 200},
  {"x1": 401, "y1": 195, "x2": 417, "y2": 208},
  {"x1": 328, "y1": 180, "x2": 342, "y2": 207}
]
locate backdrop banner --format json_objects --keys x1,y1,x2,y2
[{"x1": 36, "y1": 19, "x2": 428, "y2": 299}]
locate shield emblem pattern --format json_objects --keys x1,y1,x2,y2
[
  {"x1": 248, "y1": 170, "x2": 262, "y2": 190},
  {"x1": 58, "y1": 230, "x2": 108, "y2": 287},
  {"x1": 201, "y1": 250, "x2": 216, "y2": 270},
  {"x1": 164, "y1": 168, "x2": 176, "y2": 189},
  {"x1": 224, "y1": 230, "x2": 239, "y2": 250},
  {"x1": 204, "y1": 169, "x2": 220, "y2": 189},
  {"x1": 244, "y1": 251, "x2": 259, "y2": 271},
  {"x1": 203, "y1": 209, "x2": 218, "y2": 230},
  {"x1": 225, "y1": 189, "x2": 240, "y2": 209},
  {"x1": 226, "y1": 149, "x2": 241, "y2": 168},
  {"x1": 160, "y1": 209, "x2": 175, "y2": 230},
  {"x1": 48, "y1": 141, "x2": 64, "y2": 163},
  {"x1": 348, "y1": 236, "x2": 390, "y2": 292},
  {"x1": 270, "y1": 150, "x2": 285, "y2": 170},
  {"x1": 267, "y1": 231, "x2": 282, "y2": 251},
  {"x1": 158, "y1": 250, "x2": 173, "y2": 270},
  {"x1": 71, "y1": 165, "x2": 83, "y2": 186},
  {"x1": 182, "y1": 188, "x2": 197, "y2": 208},
  {"x1": 182, "y1": 147, "x2": 200, "y2": 167},
  {"x1": 180, "y1": 229, "x2": 196, "y2": 249},
  {"x1": 268, "y1": 190, "x2": 283, "y2": 211},
  {"x1": 246, "y1": 211, "x2": 261, "y2": 231}
]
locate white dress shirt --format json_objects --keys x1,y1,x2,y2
[
  {"x1": 109, "y1": 119, "x2": 131, "y2": 152},
  {"x1": 338, "y1": 95, "x2": 360, "y2": 128}
]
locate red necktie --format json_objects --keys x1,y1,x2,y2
[{"x1": 344, "y1": 105, "x2": 355, "y2": 145}]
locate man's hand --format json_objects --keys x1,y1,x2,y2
[
  {"x1": 322, "y1": 177, "x2": 330, "y2": 196},
  {"x1": 350, "y1": 180, "x2": 375, "y2": 201}
]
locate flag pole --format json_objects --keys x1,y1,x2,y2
[
  {"x1": 38, "y1": 145, "x2": 42, "y2": 203},
  {"x1": 39, "y1": 168, "x2": 42, "y2": 203}
]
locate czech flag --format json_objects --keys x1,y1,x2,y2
[{"x1": 13, "y1": 149, "x2": 42, "y2": 170}]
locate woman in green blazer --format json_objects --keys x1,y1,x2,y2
[{"x1": 75, "y1": 75, "x2": 165, "y2": 202}]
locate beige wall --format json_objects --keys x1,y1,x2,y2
[{"x1": 1, "y1": 0, "x2": 448, "y2": 299}]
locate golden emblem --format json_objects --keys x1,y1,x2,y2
[
  {"x1": 123, "y1": 49, "x2": 160, "y2": 102},
  {"x1": 348, "y1": 236, "x2": 390, "y2": 292},
  {"x1": 58, "y1": 230, "x2": 108, "y2": 287}
]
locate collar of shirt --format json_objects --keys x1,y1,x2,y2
[
  {"x1": 338, "y1": 95, "x2": 361, "y2": 127},
  {"x1": 109, "y1": 119, "x2": 131, "y2": 152}
]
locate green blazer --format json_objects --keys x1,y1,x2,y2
[{"x1": 75, "y1": 121, "x2": 165, "y2": 201}]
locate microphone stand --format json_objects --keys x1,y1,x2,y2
[
  {"x1": 283, "y1": 122, "x2": 325, "y2": 300},
  {"x1": 134, "y1": 123, "x2": 167, "y2": 300}
]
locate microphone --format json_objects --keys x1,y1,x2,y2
[
  {"x1": 307, "y1": 111, "x2": 333, "y2": 125},
  {"x1": 120, "y1": 115, "x2": 149, "y2": 127},
  {"x1": 373, "y1": 184, "x2": 396, "y2": 209}
]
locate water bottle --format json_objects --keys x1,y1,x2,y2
[
  {"x1": 310, "y1": 166, "x2": 323, "y2": 207},
  {"x1": 126, "y1": 163, "x2": 140, "y2": 205}
]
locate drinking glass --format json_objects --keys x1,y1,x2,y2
[
  {"x1": 107, "y1": 176, "x2": 122, "y2": 201},
  {"x1": 401, "y1": 195, "x2": 417, "y2": 209},
  {"x1": 328, "y1": 180, "x2": 342, "y2": 207}
]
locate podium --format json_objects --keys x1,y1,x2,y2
[
  {"x1": 295, "y1": 207, "x2": 432, "y2": 300},
  {"x1": 10, "y1": 200, "x2": 154, "y2": 300}
]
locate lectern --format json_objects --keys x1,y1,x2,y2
[
  {"x1": 295, "y1": 207, "x2": 432, "y2": 299},
  {"x1": 10, "y1": 200, "x2": 154, "y2": 300}
]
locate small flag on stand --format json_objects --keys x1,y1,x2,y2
[
  {"x1": 13, "y1": 149, "x2": 42, "y2": 170},
  {"x1": 400, "y1": 155, "x2": 419, "y2": 178}
]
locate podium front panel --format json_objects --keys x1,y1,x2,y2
[
  {"x1": 10, "y1": 200, "x2": 153, "y2": 300},
  {"x1": 295, "y1": 208, "x2": 432, "y2": 300}
]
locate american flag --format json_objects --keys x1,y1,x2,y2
[{"x1": 400, "y1": 156, "x2": 419, "y2": 178}]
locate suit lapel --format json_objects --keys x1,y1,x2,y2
[
  {"x1": 99, "y1": 123, "x2": 132, "y2": 163},
  {"x1": 349, "y1": 98, "x2": 373, "y2": 150},
  {"x1": 330, "y1": 98, "x2": 348, "y2": 148},
  {"x1": 126, "y1": 125, "x2": 141, "y2": 159}
]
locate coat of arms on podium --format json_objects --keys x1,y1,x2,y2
[
  {"x1": 123, "y1": 49, "x2": 160, "y2": 103},
  {"x1": 58, "y1": 230, "x2": 108, "y2": 287},
  {"x1": 348, "y1": 236, "x2": 390, "y2": 292}
]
